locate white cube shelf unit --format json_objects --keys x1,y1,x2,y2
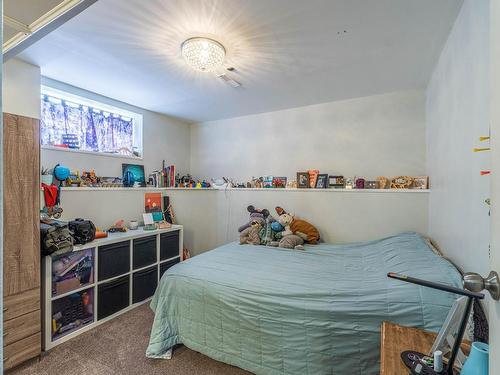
[{"x1": 42, "y1": 225, "x2": 183, "y2": 350}]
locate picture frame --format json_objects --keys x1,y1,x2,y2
[
  {"x1": 413, "y1": 176, "x2": 429, "y2": 189},
  {"x1": 144, "y1": 192, "x2": 163, "y2": 222},
  {"x1": 297, "y1": 172, "x2": 310, "y2": 188},
  {"x1": 272, "y1": 176, "x2": 287, "y2": 188},
  {"x1": 355, "y1": 178, "x2": 365, "y2": 189},
  {"x1": 122, "y1": 163, "x2": 146, "y2": 187},
  {"x1": 365, "y1": 180, "x2": 379, "y2": 189},
  {"x1": 263, "y1": 176, "x2": 273, "y2": 188},
  {"x1": 329, "y1": 175, "x2": 344, "y2": 189},
  {"x1": 315, "y1": 174, "x2": 328, "y2": 188},
  {"x1": 308, "y1": 169, "x2": 319, "y2": 188},
  {"x1": 391, "y1": 175, "x2": 414, "y2": 189}
]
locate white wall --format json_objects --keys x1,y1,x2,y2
[
  {"x1": 3, "y1": 58, "x2": 41, "y2": 118},
  {"x1": 426, "y1": 0, "x2": 490, "y2": 275},
  {"x1": 41, "y1": 78, "x2": 191, "y2": 178},
  {"x1": 57, "y1": 189, "x2": 428, "y2": 256},
  {"x1": 214, "y1": 190, "x2": 428, "y2": 246},
  {"x1": 56, "y1": 189, "x2": 218, "y2": 256},
  {"x1": 190, "y1": 90, "x2": 426, "y2": 182}
]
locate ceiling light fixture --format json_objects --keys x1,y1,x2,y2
[{"x1": 181, "y1": 37, "x2": 226, "y2": 72}]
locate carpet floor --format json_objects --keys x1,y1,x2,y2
[{"x1": 11, "y1": 303, "x2": 251, "y2": 375}]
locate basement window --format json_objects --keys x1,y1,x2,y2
[{"x1": 40, "y1": 86, "x2": 143, "y2": 159}]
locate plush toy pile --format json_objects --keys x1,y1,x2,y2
[{"x1": 238, "y1": 205, "x2": 320, "y2": 250}]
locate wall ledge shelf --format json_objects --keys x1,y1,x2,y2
[{"x1": 56, "y1": 186, "x2": 429, "y2": 193}]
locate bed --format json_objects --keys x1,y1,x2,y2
[{"x1": 146, "y1": 232, "x2": 462, "y2": 374}]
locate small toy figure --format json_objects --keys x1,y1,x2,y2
[
  {"x1": 108, "y1": 219, "x2": 128, "y2": 232},
  {"x1": 66, "y1": 170, "x2": 82, "y2": 187},
  {"x1": 82, "y1": 169, "x2": 99, "y2": 186}
]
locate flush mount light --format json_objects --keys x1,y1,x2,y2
[{"x1": 181, "y1": 37, "x2": 226, "y2": 72}]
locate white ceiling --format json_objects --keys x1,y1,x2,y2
[
  {"x1": 3, "y1": 0, "x2": 64, "y2": 41},
  {"x1": 18, "y1": 0, "x2": 463, "y2": 123}
]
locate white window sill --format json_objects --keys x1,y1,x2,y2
[{"x1": 41, "y1": 145, "x2": 143, "y2": 160}]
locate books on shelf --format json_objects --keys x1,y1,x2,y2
[{"x1": 149, "y1": 163, "x2": 176, "y2": 188}]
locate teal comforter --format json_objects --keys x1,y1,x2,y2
[{"x1": 146, "y1": 232, "x2": 461, "y2": 374}]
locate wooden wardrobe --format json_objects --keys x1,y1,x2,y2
[{"x1": 2, "y1": 113, "x2": 41, "y2": 370}]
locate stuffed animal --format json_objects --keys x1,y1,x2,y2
[
  {"x1": 259, "y1": 216, "x2": 284, "y2": 246},
  {"x1": 273, "y1": 234, "x2": 305, "y2": 250},
  {"x1": 275, "y1": 206, "x2": 320, "y2": 244},
  {"x1": 240, "y1": 221, "x2": 262, "y2": 245},
  {"x1": 271, "y1": 221, "x2": 284, "y2": 232},
  {"x1": 238, "y1": 205, "x2": 269, "y2": 233},
  {"x1": 267, "y1": 231, "x2": 304, "y2": 250}
]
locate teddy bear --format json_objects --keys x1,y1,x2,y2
[
  {"x1": 240, "y1": 221, "x2": 262, "y2": 245},
  {"x1": 238, "y1": 205, "x2": 269, "y2": 233},
  {"x1": 275, "y1": 206, "x2": 320, "y2": 244}
]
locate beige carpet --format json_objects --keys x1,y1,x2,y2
[{"x1": 11, "y1": 303, "x2": 251, "y2": 375}]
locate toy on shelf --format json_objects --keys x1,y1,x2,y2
[
  {"x1": 108, "y1": 219, "x2": 128, "y2": 233},
  {"x1": 376, "y1": 176, "x2": 389, "y2": 189},
  {"x1": 100, "y1": 177, "x2": 123, "y2": 188},
  {"x1": 413, "y1": 176, "x2": 429, "y2": 189},
  {"x1": 66, "y1": 170, "x2": 82, "y2": 187},
  {"x1": 81, "y1": 170, "x2": 99, "y2": 186}
]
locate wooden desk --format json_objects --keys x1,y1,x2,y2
[{"x1": 380, "y1": 321, "x2": 470, "y2": 375}]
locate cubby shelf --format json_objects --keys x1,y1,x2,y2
[{"x1": 43, "y1": 225, "x2": 183, "y2": 351}]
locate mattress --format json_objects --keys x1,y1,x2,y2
[{"x1": 146, "y1": 232, "x2": 462, "y2": 374}]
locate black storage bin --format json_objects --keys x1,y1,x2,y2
[
  {"x1": 133, "y1": 236, "x2": 157, "y2": 270},
  {"x1": 160, "y1": 231, "x2": 179, "y2": 260},
  {"x1": 160, "y1": 258, "x2": 180, "y2": 278},
  {"x1": 132, "y1": 266, "x2": 158, "y2": 303},
  {"x1": 98, "y1": 241, "x2": 130, "y2": 280},
  {"x1": 97, "y1": 276, "x2": 130, "y2": 320}
]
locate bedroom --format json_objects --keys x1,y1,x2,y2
[{"x1": 0, "y1": 0, "x2": 499, "y2": 374}]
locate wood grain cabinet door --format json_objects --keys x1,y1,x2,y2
[{"x1": 2, "y1": 113, "x2": 40, "y2": 297}]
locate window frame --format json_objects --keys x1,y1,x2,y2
[{"x1": 40, "y1": 86, "x2": 143, "y2": 160}]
